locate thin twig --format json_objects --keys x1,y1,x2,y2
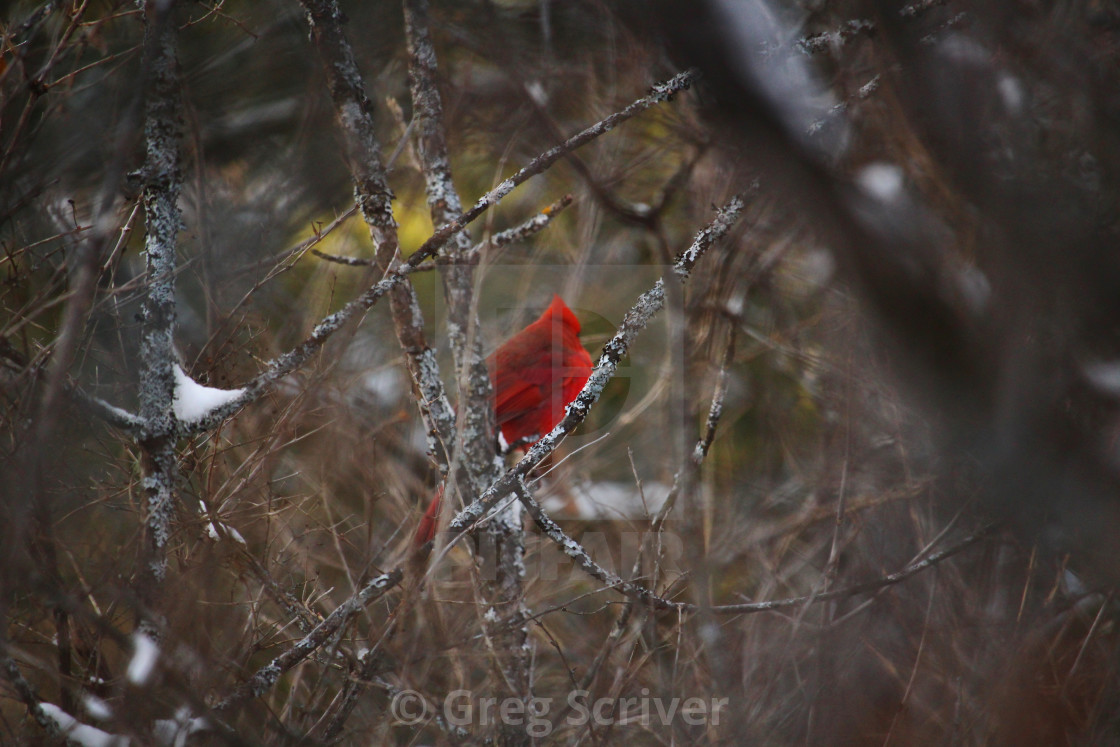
[
  {"x1": 446, "y1": 192, "x2": 746, "y2": 540},
  {"x1": 522, "y1": 468, "x2": 993, "y2": 615},
  {"x1": 408, "y1": 69, "x2": 699, "y2": 263},
  {"x1": 309, "y1": 194, "x2": 573, "y2": 268},
  {"x1": 713, "y1": 526, "x2": 993, "y2": 615},
  {"x1": 0, "y1": 653, "x2": 69, "y2": 742},
  {"x1": 213, "y1": 569, "x2": 402, "y2": 712}
]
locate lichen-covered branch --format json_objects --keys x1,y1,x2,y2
[
  {"x1": 467, "y1": 194, "x2": 573, "y2": 258},
  {"x1": 574, "y1": 329, "x2": 735, "y2": 694},
  {"x1": 310, "y1": 194, "x2": 573, "y2": 267},
  {"x1": 297, "y1": 0, "x2": 460, "y2": 492},
  {"x1": 446, "y1": 192, "x2": 747, "y2": 539},
  {"x1": 1, "y1": 654, "x2": 69, "y2": 742},
  {"x1": 517, "y1": 479, "x2": 687, "y2": 612},
  {"x1": 135, "y1": 0, "x2": 184, "y2": 628},
  {"x1": 403, "y1": 2, "x2": 529, "y2": 732},
  {"x1": 214, "y1": 569, "x2": 402, "y2": 712},
  {"x1": 403, "y1": 0, "x2": 497, "y2": 497},
  {"x1": 409, "y1": 69, "x2": 699, "y2": 262}
]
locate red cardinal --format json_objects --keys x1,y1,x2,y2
[{"x1": 415, "y1": 295, "x2": 593, "y2": 546}]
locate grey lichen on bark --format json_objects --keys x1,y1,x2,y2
[
  {"x1": 136, "y1": 0, "x2": 184, "y2": 630},
  {"x1": 404, "y1": 3, "x2": 530, "y2": 730},
  {"x1": 447, "y1": 194, "x2": 747, "y2": 540}
]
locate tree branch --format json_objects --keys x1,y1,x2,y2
[
  {"x1": 214, "y1": 569, "x2": 402, "y2": 713},
  {"x1": 445, "y1": 191, "x2": 746, "y2": 540},
  {"x1": 520, "y1": 466, "x2": 993, "y2": 617},
  {"x1": 403, "y1": 3, "x2": 531, "y2": 736},
  {"x1": 135, "y1": 0, "x2": 184, "y2": 631},
  {"x1": 409, "y1": 69, "x2": 699, "y2": 262}
]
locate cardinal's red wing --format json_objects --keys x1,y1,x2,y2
[
  {"x1": 491, "y1": 326, "x2": 549, "y2": 411},
  {"x1": 496, "y1": 356, "x2": 568, "y2": 443},
  {"x1": 489, "y1": 298, "x2": 590, "y2": 443},
  {"x1": 493, "y1": 375, "x2": 543, "y2": 426}
]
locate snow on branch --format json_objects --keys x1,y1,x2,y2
[
  {"x1": 34, "y1": 701, "x2": 208, "y2": 747},
  {"x1": 170, "y1": 365, "x2": 245, "y2": 425},
  {"x1": 135, "y1": 0, "x2": 184, "y2": 617},
  {"x1": 2, "y1": 654, "x2": 71, "y2": 742},
  {"x1": 37, "y1": 704, "x2": 121, "y2": 747},
  {"x1": 126, "y1": 632, "x2": 159, "y2": 686}
]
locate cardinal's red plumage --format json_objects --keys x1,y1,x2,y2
[{"x1": 415, "y1": 295, "x2": 592, "y2": 546}]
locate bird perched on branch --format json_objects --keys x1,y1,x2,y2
[{"x1": 415, "y1": 295, "x2": 594, "y2": 547}]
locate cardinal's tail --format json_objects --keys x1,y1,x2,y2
[{"x1": 414, "y1": 485, "x2": 443, "y2": 547}]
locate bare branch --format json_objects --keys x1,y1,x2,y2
[
  {"x1": 708, "y1": 526, "x2": 994, "y2": 615},
  {"x1": 135, "y1": 0, "x2": 185, "y2": 628},
  {"x1": 521, "y1": 466, "x2": 993, "y2": 617},
  {"x1": 308, "y1": 194, "x2": 574, "y2": 268},
  {"x1": 650, "y1": 328, "x2": 736, "y2": 534},
  {"x1": 213, "y1": 569, "x2": 402, "y2": 713},
  {"x1": 409, "y1": 69, "x2": 699, "y2": 262},
  {"x1": 0, "y1": 653, "x2": 70, "y2": 742},
  {"x1": 446, "y1": 191, "x2": 746, "y2": 539},
  {"x1": 321, "y1": 649, "x2": 397, "y2": 744}
]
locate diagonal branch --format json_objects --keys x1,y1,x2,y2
[
  {"x1": 445, "y1": 191, "x2": 747, "y2": 540},
  {"x1": 467, "y1": 194, "x2": 573, "y2": 257},
  {"x1": 516, "y1": 478, "x2": 687, "y2": 612},
  {"x1": 708, "y1": 526, "x2": 994, "y2": 615},
  {"x1": 1, "y1": 653, "x2": 70, "y2": 742},
  {"x1": 309, "y1": 194, "x2": 573, "y2": 268},
  {"x1": 213, "y1": 569, "x2": 402, "y2": 713},
  {"x1": 409, "y1": 69, "x2": 698, "y2": 262},
  {"x1": 520, "y1": 466, "x2": 993, "y2": 617},
  {"x1": 88, "y1": 64, "x2": 689, "y2": 445}
]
